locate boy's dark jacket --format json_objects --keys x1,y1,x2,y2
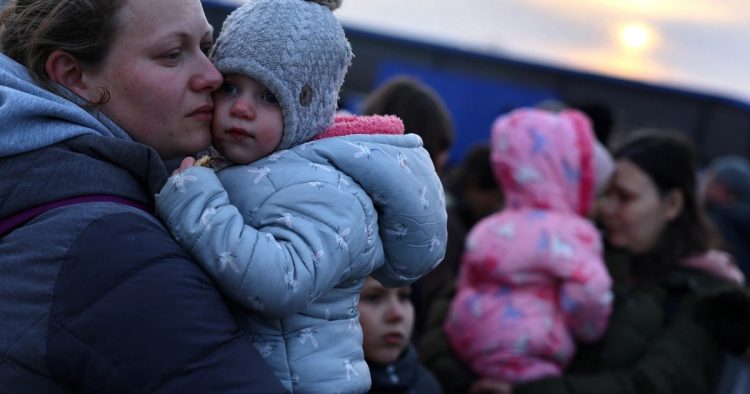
[{"x1": 369, "y1": 344, "x2": 442, "y2": 394}]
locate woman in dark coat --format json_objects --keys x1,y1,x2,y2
[
  {"x1": 422, "y1": 129, "x2": 747, "y2": 394},
  {"x1": 0, "y1": 0, "x2": 282, "y2": 391}
]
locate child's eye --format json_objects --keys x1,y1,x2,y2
[
  {"x1": 361, "y1": 294, "x2": 381, "y2": 304},
  {"x1": 261, "y1": 91, "x2": 280, "y2": 105},
  {"x1": 219, "y1": 82, "x2": 239, "y2": 95}
]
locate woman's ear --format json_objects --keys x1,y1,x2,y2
[
  {"x1": 664, "y1": 189, "x2": 684, "y2": 221},
  {"x1": 45, "y1": 49, "x2": 92, "y2": 100}
]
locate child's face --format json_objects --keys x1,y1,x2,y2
[
  {"x1": 358, "y1": 277, "x2": 414, "y2": 365},
  {"x1": 211, "y1": 74, "x2": 283, "y2": 164}
]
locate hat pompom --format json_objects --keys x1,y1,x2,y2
[{"x1": 305, "y1": 0, "x2": 342, "y2": 11}]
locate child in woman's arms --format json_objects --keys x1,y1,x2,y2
[{"x1": 155, "y1": 1, "x2": 447, "y2": 392}]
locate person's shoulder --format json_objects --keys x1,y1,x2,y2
[
  {"x1": 59, "y1": 209, "x2": 199, "y2": 297},
  {"x1": 667, "y1": 264, "x2": 737, "y2": 292},
  {"x1": 70, "y1": 209, "x2": 184, "y2": 262},
  {"x1": 14, "y1": 200, "x2": 159, "y2": 249}
]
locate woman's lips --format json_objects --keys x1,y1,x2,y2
[{"x1": 189, "y1": 103, "x2": 214, "y2": 121}]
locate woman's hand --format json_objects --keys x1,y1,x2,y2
[
  {"x1": 172, "y1": 156, "x2": 197, "y2": 176},
  {"x1": 469, "y1": 378, "x2": 513, "y2": 394}
]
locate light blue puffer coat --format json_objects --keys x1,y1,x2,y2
[{"x1": 156, "y1": 117, "x2": 447, "y2": 393}]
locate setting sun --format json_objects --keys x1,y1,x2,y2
[{"x1": 618, "y1": 22, "x2": 655, "y2": 52}]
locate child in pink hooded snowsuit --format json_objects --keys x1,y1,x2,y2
[{"x1": 444, "y1": 108, "x2": 614, "y2": 383}]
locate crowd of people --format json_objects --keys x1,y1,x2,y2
[{"x1": 1, "y1": 0, "x2": 750, "y2": 393}]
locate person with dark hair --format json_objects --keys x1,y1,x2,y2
[
  {"x1": 0, "y1": 0, "x2": 282, "y2": 391},
  {"x1": 359, "y1": 277, "x2": 442, "y2": 394},
  {"x1": 511, "y1": 129, "x2": 746, "y2": 393},
  {"x1": 422, "y1": 129, "x2": 749, "y2": 394},
  {"x1": 570, "y1": 102, "x2": 615, "y2": 145},
  {"x1": 703, "y1": 155, "x2": 750, "y2": 282},
  {"x1": 361, "y1": 75, "x2": 454, "y2": 174},
  {"x1": 444, "y1": 144, "x2": 504, "y2": 230}
]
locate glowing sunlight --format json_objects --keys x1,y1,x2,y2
[{"x1": 617, "y1": 22, "x2": 656, "y2": 53}]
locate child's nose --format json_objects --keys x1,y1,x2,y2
[
  {"x1": 230, "y1": 98, "x2": 256, "y2": 120},
  {"x1": 384, "y1": 300, "x2": 405, "y2": 322}
]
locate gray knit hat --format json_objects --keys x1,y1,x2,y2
[{"x1": 211, "y1": 0, "x2": 352, "y2": 150}]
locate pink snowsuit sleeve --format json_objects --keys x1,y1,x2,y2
[{"x1": 550, "y1": 219, "x2": 612, "y2": 342}]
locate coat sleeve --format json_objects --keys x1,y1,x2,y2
[
  {"x1": 514, "y1": 291, "x2": 723, "y2": 394},
  {"x1": 289, "y1": 135, "x2": 448, "y2": 289},
  {"x1": 155, "y1": 166, "x2": 375, "y2": 318},
  {"x1": 546, "y1": 220, "x2": 613, "y2": 342},
  {"x1": 47, "y1": 211, "x2": 284, "y2": 393}
]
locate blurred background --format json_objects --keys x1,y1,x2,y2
[
  {"x1": 334, "y1": 0, "x2": 750, "y2": 103},
  {"x1": 205, "y1": 0, "x2": 750, "y2": 166}
]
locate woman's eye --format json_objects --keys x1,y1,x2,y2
[
  {"x1": 614, "y1": 190, "x2": 634, "y2": 205},
  {"x1": 163, "y1": 50, "x2": 181, "y2": 61},
  {"x1": 261, "y1": 91, "x2": 279, "y2": 105}
]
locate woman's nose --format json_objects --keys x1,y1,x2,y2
[
  {"x1": 598, "y1": 195, "x2": 616, "y2": 215},
  {"x1": 191, "y1": 54, "x2": 223, "y2": 92}
]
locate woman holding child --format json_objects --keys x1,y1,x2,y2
[
  {"x1": 423, "y1": 126, "x2": 748, "y2": 394},
  {"x1": 154, "y1": 0, "x2": 447, "y2": 392},
  {"x1": 511, "y1": 129, "x2": 746, "y2": 393},
  {"x1": 0, "y1": 0, "x2": 283, "y2": 391},
  {"x1": 0, "y1": 0, "x2": 446, "y2": 393}
]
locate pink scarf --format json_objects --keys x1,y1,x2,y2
[
  {"x1": 314, "y1": 114, "x2": 404, "y2": 139},
  {"x1": 681, "y1": 249, "x2": 745, "y2": 285}
]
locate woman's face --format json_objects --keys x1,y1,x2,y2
[
  {"x1": 82, "y1": 0, "x2": 222, "y2": 159},
  {"x1": 358, "y1": 277, "x2": 414, "y2": 365},
  {"x1": 599, "y1": 159, "x2": 677, "y2": 254}
]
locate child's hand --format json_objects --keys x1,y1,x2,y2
[{"x1": 172, "y1": 157, "x2": 197, "y2": 176}]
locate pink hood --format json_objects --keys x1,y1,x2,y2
[{"x1": 491, "y1": 108, "x2": 596, "y2": 216}]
